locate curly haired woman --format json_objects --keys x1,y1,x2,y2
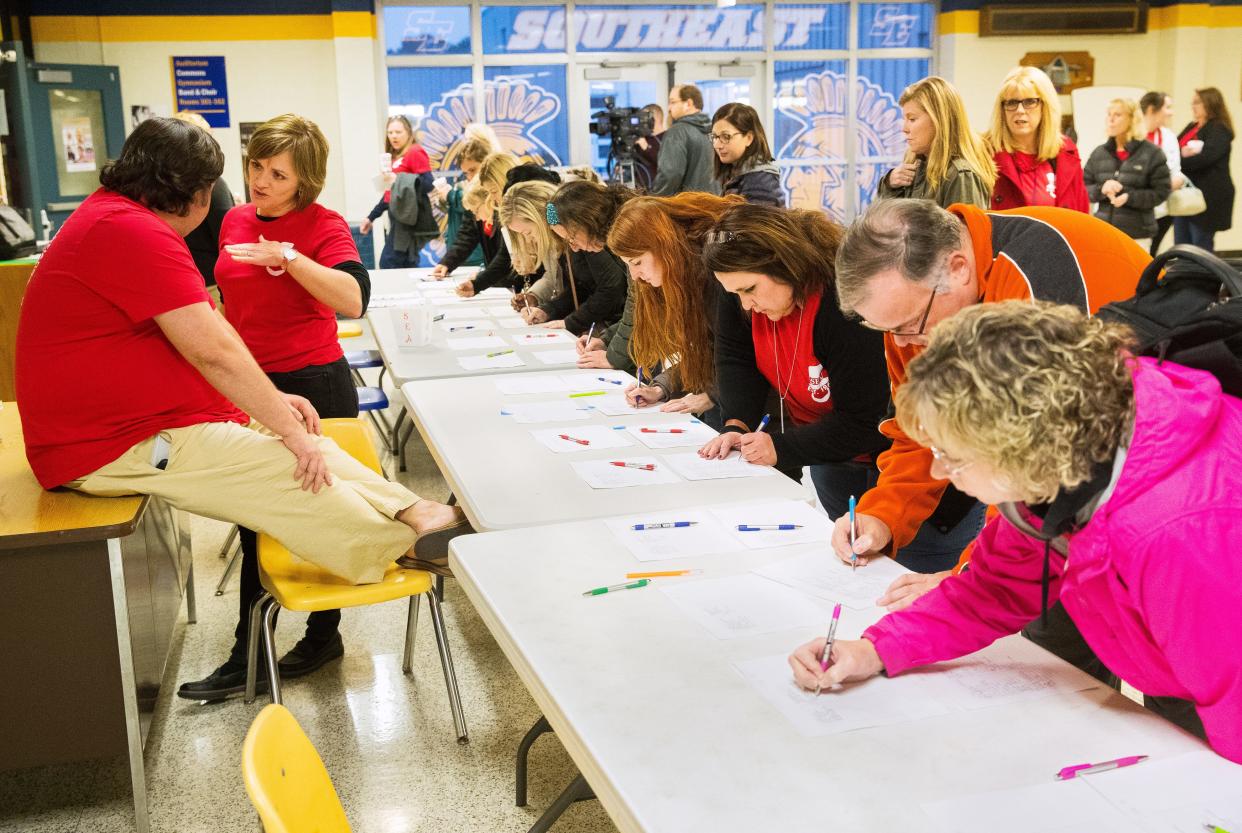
[{"x1": 789, "y1": 301, "x2": 1242, "y2": 762}]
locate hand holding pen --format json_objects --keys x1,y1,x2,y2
[
  {"x1": 814, "y1": 603, "x2": 842, "y2": 695},
  {"x1": 699, "y1": 414, "x2": 769, "y2": 461},
  {"x1": 788, "y1": 635, "x2": 885, "y2": 693},
  {"x1": 737, "y1": 413, "x2": 776, "y2": 466}
]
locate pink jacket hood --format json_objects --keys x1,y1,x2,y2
[{"x1": 865, "y1": 357, "x2": 1242, "y2": 761}]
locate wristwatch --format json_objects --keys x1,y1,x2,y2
[{"x1": 281, "y1": 243, "x2": 298, "y2": 267}]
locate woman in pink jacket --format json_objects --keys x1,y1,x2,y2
[{"x1": 790, "y1": 301, "x2": 1242, "y2": 762}]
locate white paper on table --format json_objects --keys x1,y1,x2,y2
[
  {"x1": 457, "y1": 352, "x2": 525, "y2": 371},
  {"x1": 907, "y1": 643, "x2": 1097, "y2": 711},
  {"x1": 591, "y1": 393, "x2": 663, "y2": 416},
  {"x1": 661, "y1": 574, "x2": 833, "y2": 640},
  {"x1": 514, "y1": 330, "x2": 576, "y2": 345},
  {"x1": 473, "y1": 287, "x2": 511, "y2": 300},
  {"x1": 438, "y1": 308, "x2": 481, "y2": 320},
  {"x1": 919, "y1": 779, "x2": 1138, "y2": 833},
  {"x1": 570, "y1": 456, "x2": 680, "y2": 489},
  {"x1": 483, "y1": 305, "x2": 519, "y2": 317},
  {"x1": 604, "y1": 508, "x2": 745, "y2": 562},
  {"x1": 493, "y1": 376, "x2": 572, "y2": 395},
  {"x1": 560, "y1": 371, "x2": 636, "y2": 391},
  {"x1": 625, "y1": 419, "x2": 716, "y2": 449},
  {"x1": 663, "y1": 451, "x2": 780, "y2": 481},
  {"x1": 500, "y1": 400, "x2": 594, "y2": 423},
  {"x1": 732, "y1": 652, "x2": 951, "y2": 738},
  {"x1": 445, "y1": 335, "x2": 507, "y2": 351},
  {"x1": 368, "y1": 292, "x2": 421, "y2": 309},
  {"x1": 497, "y1": 318, "x2": 531, "y2": 329},
  {"x1": 754, "y1": 552, "x2": 906, "y2": 608},
  {"x1": 438, "y1": 319, "x2": 491, "y2": 333},
  {"x1": 1079, "y1": 750, "x2": 1242, "y2": 832},
  {"x1": 531, "y1": 348, "x2": 580, "y2": 365},
  {"x1": 529, "y1": 425, "x2": 636, "y2": 453}
]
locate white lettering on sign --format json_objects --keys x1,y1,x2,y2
[{"x1": 502, "y1": 5, "x2": 833, "y2": 52}]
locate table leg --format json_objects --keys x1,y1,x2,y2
[
  {"x1": 515, "y1": 715, "x2": 553, "y2": 807},
  {"x1": 526, "y1": 773, "x2": 595, "y2": 833},
  {"x1": 107, "y1": 538, "x2": 150, "y2": 833}
]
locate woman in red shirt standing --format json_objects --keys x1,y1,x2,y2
[
  {"x1": 985, "y1": 66, "x2": 1088, "y2": 213},
  {"x1": 360, "y1": 115, "x2": 433, "y2": 268}
]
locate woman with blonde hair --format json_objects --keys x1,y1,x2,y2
[
  {"x1": 446, "y1": 150, "x2": 522, "y2": 296},
  {"x1": 985, "y1": 66, "x2": 1088, "y2": 212},
  {"x1": 789, "y1": 300, "x2": 1242, "y2": 761},
  {"x1": 1083, "y1": 98, "x2": 1170, "y2": 246},
  {"x1": 604, "y1": 192, "x2": 745, "y2": 422},
  {"x1": 500, "y1": 179, "x2": 626, "y2": 335},
  {"x1": 877, "y1": 76, "x2": 994, "y2": 209}
]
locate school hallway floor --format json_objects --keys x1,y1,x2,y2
[{"x1": 0, "y1": 348, "x2": 620, "y2": 833}]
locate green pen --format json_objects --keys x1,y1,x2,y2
[
  {"x1": 1204, "y1": 825, "x2": 1234, "y2": 833},
  {"x1": 568, "y1": 390, "x2": 606, "y2": 398},
  {"x1": 583, "y1": 578, "x2": 651, "y2": 597},
  {"x1": 486, "y1": 349, "x2": 515, "y2": 358}
]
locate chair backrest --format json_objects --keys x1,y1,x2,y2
[
  {"x1": 241, "y1": 704, "x2": 352, "y2": 833},
  {"x1": 320, "y1": 418, "x2": 383, "y2": 476}
]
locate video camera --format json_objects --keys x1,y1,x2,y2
[{"x1": 588, "y1": 96, "x2": 654, "y2": 161}]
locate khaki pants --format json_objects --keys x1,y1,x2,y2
[{"x1": 68, "y1": 421, "x2": 417, "y2": 584}]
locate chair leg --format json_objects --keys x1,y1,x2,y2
[
  {"x1": 402, "y1": 594, "x2": 421, "y2": 675},
  {"x1": 244, "y1": 592, "x2": 273, "y2": 704},
  {"x1": 214, "y1": 543, "x2": 242, "y2": 596},
  {"x1": 526, "y1": 773, "x2": 595, "y2": 833},
  {"x1": 261, "y1": 599, "x2": 283, "y2": 706},
  {"x1": 218, "y1": 525, "x2": 238, "y2": 559},
  {"x1": 516, "y1": 715, "x2": 553, "y2": 807},
  {"x1": 428, "y1": 591, "x2": 468, "y2": 744}
]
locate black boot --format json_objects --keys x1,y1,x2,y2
[
  {"x1": 277, "y1": 632, "x2": 344, "y2": 679},
  {"x1": 177, "y1": 654, "x2": 267, "y2": 702}
]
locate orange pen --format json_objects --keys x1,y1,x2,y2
[{"x1": 624, "y1": 569, "x2": 702, "y2": 579}]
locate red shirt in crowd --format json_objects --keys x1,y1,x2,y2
[
  {"x1": 215, "y1": 203, "x2": 358, "y2": 373},
  {"x1": 1010, "y1": 151, "x2": 1058, "y2": 207},
  {"x1": 749, "y1": 291, "x2": 834, "y2": 426},
  {"x1": 15, "y1": 190, "x2": 247, "y2": 488},
  {"x1": 383, "y1": 144, "x2": 432, "y2": 203}
]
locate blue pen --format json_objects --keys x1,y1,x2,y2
[
  {"x1": 848, "y1": 494, "x2": 859, "y2": 572},
  {"x1": 755, "y1": 413, "x2": 771, "y2": 433},
  {"x1": 598, "y1": 376, "x2": 624, "y2": 385},
  {"x1": 737, "y1": 524, "x2": 803, "y2": 531},
  {"x1": 632, "y1": 521, "x2": 697, "y2": 531}
]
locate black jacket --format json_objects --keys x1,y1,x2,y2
[
  {"x1": 185, "y1": 177, "x2": 234, "y2": 286},
  {"x1": 540, "y1": 248, "x2": 628, "y2": 335},
  {"x1": 1179, "y1": 119, "x2": 1235, "y2": 232},
  {"x1": 1083, "y1": 139, "x2": 1171, "y2": 239},
  {"x1": 714, "y1": 285, "x2": 891, "y2": 480},
  {"x1": 441, "y1": 213, "x2": 502, "y2": 274},
  {"x1": 721, "y1": 161, "x2": 784, "y2": 206}
]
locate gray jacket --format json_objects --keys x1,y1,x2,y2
[
  {"x1": 651, "y1": 112, "x2": 720, "y2": 196},
  {"x1": 389, "y1": 172, "x2": 440, "y2": 254}
]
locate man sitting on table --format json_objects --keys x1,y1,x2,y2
[{"x1": 15, "y1": 117, "x2": 468, "y2": 587}]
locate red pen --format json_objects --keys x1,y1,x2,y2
[
  {"x1": 610, "y1": 461, "x2": 655, "y2": 471},
  {"x1": 558, "y1": 434, "x2": 590, "y2": 445},
  {"x1": 641, "y1": 428, "x2": 685, "y2": 434}
]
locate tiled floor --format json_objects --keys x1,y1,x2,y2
[{"x1": 0, "y1": 345, "x2": 620, "y2": 833}]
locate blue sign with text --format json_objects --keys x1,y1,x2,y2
[{"x1": 171, "y1": 55, "x2": 230, "y2": 128}]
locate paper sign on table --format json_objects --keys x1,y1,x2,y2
[
  {"x1": 529, "y1": 425, "x2": 636, "y2": 453},
  {"x1": 501, "y1": 401, "x2": 594, "y2": 423},
  {"x1": 531, "y1": 348, "x2": 580, "y2": 365},
  {"x1": 570, "y1": 457, "x2": 680, "y2": 489},
  {"x1": 659, "y1": 574, "x2": 832, "y2": 640},
  {"x1": 663, "y1": 451, "x2": 780, "y2": 481},
  {"x1": 493, "y1": 376, "x2": 572, "y2": 395},
  {"x1": 515, "y1": 330, "x2": 576, "y2": 345},
  {"x1": 754, "y1": 552, "x2": 907, "y2": 609},
  {"x1": 625, "y1": 419, "x2": 716, "y2": 449},
  {"x1": 604, "y1": 509, "x2": 745, "y2": 562},
  {"x1": 457, "y1": 352, "x2": 525, "y2": 371},
  {"x1": 445, "y1": 335, "x2": 507, "y2": 351}
]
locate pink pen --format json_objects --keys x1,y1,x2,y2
[
  {"x1": 1055, "y1": 755, "x2": 1148, "y2": 780},
  {"x1": 641, "y1": 428, "x2": 685, "y2": 434},
  {"x1": 558, "y1": 434, "x2": 590, "y2": 445},
  {"x1": 814, "y1": 603, "x2": 843, "y2": 695},
  {"x1": 610, "y1": 461, "x2": 655, "y2": 471}
]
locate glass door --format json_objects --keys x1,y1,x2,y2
[
  {"x1": 673, "y1": 61, "x2": 765, "y2": 121},
  {"x1": 576, "y1": 64, "x2": 665, "y2": 187}
]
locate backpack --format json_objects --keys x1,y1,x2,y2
[
  {"x1": 0, "y1": 205, "x2": 36, "y2": 260},
  {"x1": 1097, "y1": 244, "x2": 1242, "y2": 397}
]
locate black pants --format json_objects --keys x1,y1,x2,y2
[
  {"x1": 1149, "y1": 215, "x2": 1174, "y2": 256},
  {"x1": 229, "y1": 357, "x2": 360, "y2": 664},
  {"x1": 1022, "y1": 601, "x2": 1205, "y2": 741}
]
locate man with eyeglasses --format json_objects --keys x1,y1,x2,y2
[
  {"x1": 829, "y1": 197, "x2": 1149, "y2": 686},
  {"x1": 649, "y1": 84, "x2": 720, "y2": 197}
]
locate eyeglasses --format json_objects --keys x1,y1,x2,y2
[
  {"x1": 927, "y1": 443, "x2": 973, "y2": 478},
  {"x1": 860, "y1": 280, "x2": 941, "y2": 337},
  {"x1": 1002, "y1": 97, "x2": 1042, "y2": 112},
  {"x1": 709, "y1": 131, "x2": 742, "y2": 144}
]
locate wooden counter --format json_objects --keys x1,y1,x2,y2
[{"x1": 0, "y1": 259, "x2": 37, "y2": 401}]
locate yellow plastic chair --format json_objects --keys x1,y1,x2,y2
[
  {"x1": 242, "y1": 703, "x2": 351, "y2": 833},
  {"x1": 243, "y1": 418, "x2": 468, "y2": 743},
  {"x1": 336, "y1": 320, "x2": 363, "y2": 339}
]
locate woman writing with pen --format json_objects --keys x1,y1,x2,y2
[{"x1": 697, "y1": 204, "x2": 893, "y2": 524}]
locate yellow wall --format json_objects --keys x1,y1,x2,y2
[{"x1": 941, "y1": 6, "x2": 1242, "y2": 249}]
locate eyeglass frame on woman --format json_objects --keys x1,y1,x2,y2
[
  {"x1": 1002, "y1": 97, "x2": 1042, "y2": 112},
  {"x1": 708, "y1": 130, "x2": 744, "y2": 144},
  {"x1": 859, "y1": 278, "x2": 942, "y2": 337},
  {"x1": 927, "y1": 443, "x2": 974, "y2": 478}
]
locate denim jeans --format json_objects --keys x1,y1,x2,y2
[
  {"x1": 379, "y1": 231, "x2": 422, "y2": 269},
  {"x1": 1172, "y1": 216, "x2": 1215, "y2": 252}
]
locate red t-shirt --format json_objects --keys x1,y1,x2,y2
[
  {"x1": 1013, "y1": 151, "x2": 1057, "y2": 206},
  {"x1": 215, "y1": 203, "x2": 358, "y2": 372},
  {"x1": 1179, "y1": 124, "x2": 1201, "y2": 147},
  {"x1": 1116, "y1": 146, "x2": 1130, "y2": 161},
  {"x1": 750, "y1": 292, "x2": 833, "y2": 427},
  {"x1": 383, "y1": 145, "x2": 432, "y2": 203},
  {"x1": 15, "y1": 190, "x2": 248, "y2": 488}
]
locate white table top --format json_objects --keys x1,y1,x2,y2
[
  {"x1": 401, "y1": 372, "x2": 810, "y2": 532},
  {"x1": 366, "y1": 269, "x2": 578, "y2": 385},
  {"x1": 450, "y1": 509, "x2": 1219, "y2": 833}
]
